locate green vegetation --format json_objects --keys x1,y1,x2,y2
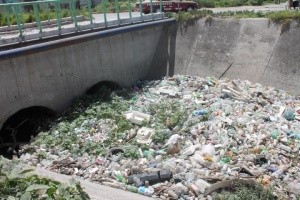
[
  {"x1": 93, "y1": 1, "x2": 134, "y2": 13},
  {"x1": 173, "y1": 10, "x2": 300, "y2": 23},
  {"x1": 267, "y1": 10, "x2": 300, "y2": 22},
  {"x1": 0, "y1": 9, "x2": 88, "y2": 26},
  {"x1": 213, "y1": 185, "x2": 276, "y2": 200},
  {"x1": 25, "y1": 84, "x2": 210, "y2": 159},
  {"x1": 196, "y1": 0, "x2": 273, "y2": 8},
  {"x1": 0, "y1": 156, "x2": 90, "y2": 199},
  {"x1": 33, "y1": 88, "x2": 134, "y2": 157}
]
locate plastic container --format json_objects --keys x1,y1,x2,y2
[
  {"x1": 115, "y1": 171, "x2": 127, "y2": 183},
  {"x1": 126, "y1": 185, "x2": 138, "y2": 193},
  {"x1": 138, "y1": 186, "x2": 154, "y2": 196},
  {"x1": 193, "y1": 109, "x2": 208, "y2": 116}
]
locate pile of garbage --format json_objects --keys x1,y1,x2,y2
[{"x1": 20, "y1": 75, "x2": 300, "y2": 199}]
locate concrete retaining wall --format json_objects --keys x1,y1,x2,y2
[
  {"x1": 0, "y1": 19, "x2": 176, "y2": 129},
  {"x1": 174, "y1": 18, "x2": 300, "y2": 95}
]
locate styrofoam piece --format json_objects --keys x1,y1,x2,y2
[
  {"x1": 124, "y1": 111, "x2": 151, "y2": 125},
  {"x1": 136, "y1": 127, "x2": 155, "y2": 144}
]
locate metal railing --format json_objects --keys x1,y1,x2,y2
[{"x1": 0, "y1": 0, "x2": 164, "y2": 42}]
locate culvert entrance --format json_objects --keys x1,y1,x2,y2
[{"x1": 0, "y1": 106, "x2": 57, "y2": 158}]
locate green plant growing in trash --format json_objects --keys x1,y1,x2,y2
[
  {"x1": 148, "y1": 100, "x2": 189, "y2": 129},
  {"x1": 37, "y1": 151, "x2": 47, "y2": 161},
  {"x1": 123, "y1": 145, "x2": 140, "y2": 159},
  {"x1": 0, "y1": 156, "x2": 90, "y2": 199},
  {"x1": 30, "y1": 87, "x2": 137, "y2": 158},
  {"x1": 29, "y1": 84, "x2": 211, "y2": 158},
  {"x1": 213, "y1": 184, "x2": 276, "y2": 200},
  {"x1": 152, "y1": 127, "x2": 172, "y2": 144}
]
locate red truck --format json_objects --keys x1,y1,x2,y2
[{"x1": 135, "y1": 0, "x2": 198, "y2": 14}]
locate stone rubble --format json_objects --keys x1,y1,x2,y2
[{"x1": 20, "y1": 75, "x2": 300, "y2": 199}]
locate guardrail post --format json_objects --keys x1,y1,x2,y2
[
  {"x1": 46, "y1": 3, "x2": 51, "y2": 22},
  {"x1": 115, "y1": 0, "x2": 120, "y2": 25},
  {"x1": 16, "y1": 4, "x2": 24, "y2": 26},
  {"x1": 55, "y1": 1, "x2": 62, "y2": 35},
  {"x1": 160, "y1": 0, "x2": 163, "y2": 19},
  {"x1": 139, "y1": 0, "x2": 143, "y2": 21},
  {"x1": 87, "y1": 0, "x2": 93, "y2": 25},
  {"x1": 11, "y1": 5, "x2": 23, "y2": 38},
  {"x1": 33, "y1": 3, "x2": 43, "y2": 35},
  {"x1": 102, "y1": 0, "x2": 107, "y2": 27},
  {"x1": 70, "y1": 0, "x2": 78, "y2": 28},
  {"x1": 128, "y1": 0, "x2": 132, "y2": 22},
  {"x1": 150, "y1": 0, "x2": 153, "y2": 20}
]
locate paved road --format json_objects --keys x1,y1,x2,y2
[{"x1": 93, "y1": 12, "x2": 144, "y2": 22}]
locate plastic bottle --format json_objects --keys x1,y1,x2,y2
[
  {"x1": 126, "y1": 185, "x2": 138, "y2": 193},
  {"x1": 293, "y1": 182, "x2": 300, "y2": 195},
  {"x1": 271, "y1": 165, "x2": 288, "y2": 178},
  {"x1": 181, "y1": 145, "x2": 196, "y2": 156},
  {"x1": 138, "y1": 186, "x2": 154, "y2": 196},
  {"x1": 284, "y1": 109, "x2": 295, "y2": 121},
  {"x1": 271, "y1": 131, "x2": 278, "y2": 139},
  {"x1": 133, "y1": 177, "x2": 143, "y2": 187},
  {"x1": 167, "y1": 190, "x2": 178, "y2": 199},
  {"x1": 115, "y1": 171, "x2": 127, "y2": 183},
  {"x1": 193, "y1": 109, "x2": 208, "y2": 116}
]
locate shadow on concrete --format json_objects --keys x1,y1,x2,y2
[
  {"x1": 168, "y1": 23, "x2": 178, "y2": 76},
  {"x1": 149, "y1": 23, "x2": 177, "y2": 79}
]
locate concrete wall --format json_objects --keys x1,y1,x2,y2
[
  {"x1": 174, "y1": 18, "x2": 300, "y2": 95},
  {"x1": 2, "y1": 17, "x2": 300, "y2": 130},
  {"x1": 0, "y1": 19, "x2": 176, "y2": 129}
]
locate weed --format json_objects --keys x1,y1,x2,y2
[
  {"x1": 147, "y1": 100, "x2": 188, "y2": 129},
  {"x1": 124, "y1": 146, "x2": 140, "y2": 159},
  {"x1": 152, "y1": 127, "x2": 172, "y2": 144},
  {"x1": 0, "y1": 8, "x2": 91, "y2": 26},
  {"x1": 213, "y1": 184, "x2": 276, "y2": 200},
  {"x1": 205, "y1": 15, "x2": 213, "y2": 26},
  {"x1": 280, "y1": 19, "x2": 291, "y2": 34},
  {"x1": 196, "y1": 0, "x2": 272, "y2": 8},
  {"x1": 172, "y1": 10, "x2": 300, "y2": 29},
  {"x1": 0, "y1": 156, "x2": 90, "y2": 199},
  {"x1": 266, "y1": 10, "x2": 300, "y2": 22},
  {"x1": 37, "y1": 151, "x2": 47, "y2": 160}
]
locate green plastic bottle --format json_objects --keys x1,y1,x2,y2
[{"x1": 126, "y1": 185, "x2": 138, "y2": 193}]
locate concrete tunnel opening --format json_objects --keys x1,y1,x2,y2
[
  {"x1": 0, "y1": 106, "x2": 57, "y2": 158},
  {"x1": 0, "y1": 81, "x2": 123, "y2": 158}
]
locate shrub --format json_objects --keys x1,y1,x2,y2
[{"x1": 196, "y1": 0, "x2": 215, "y2": 8}]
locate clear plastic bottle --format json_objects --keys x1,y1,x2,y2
[{"x1": 138, "y1": 186, "x2": 154, "y2": 196}]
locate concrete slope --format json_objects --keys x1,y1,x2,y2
[
  {"x1": 174, "y1": 18, "x2": 300, "y2": 95},
  {"x1": 36, "y1": 168, "x2": 153, "y2": 200}
]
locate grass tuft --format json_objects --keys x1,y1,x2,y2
[{"x1": 213, "y1": 185, "x2": 276, "y2": 200}]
